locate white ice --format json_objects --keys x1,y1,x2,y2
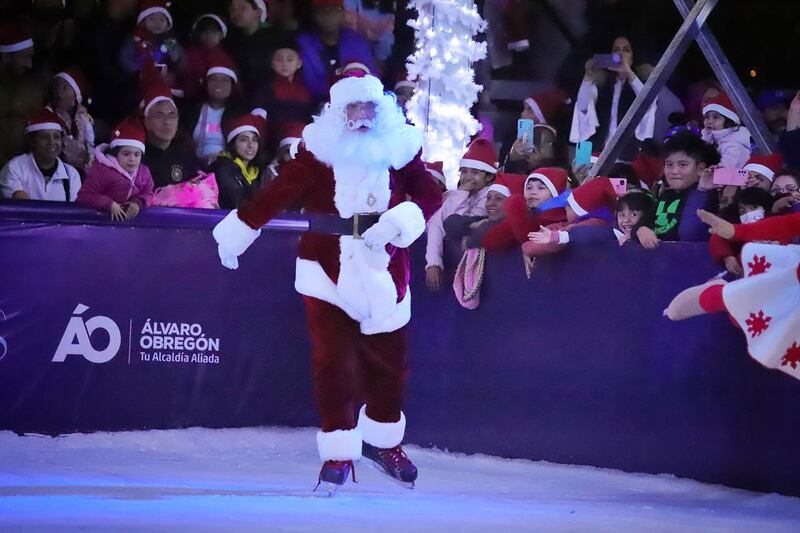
[{"x1": 1, "y1": 427, "x2": 799, "y2": 532}]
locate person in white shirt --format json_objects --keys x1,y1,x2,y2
[
  {"x1": 0, "y1": 108, "x2": 81, "y2": 202},
  {"x1": 570, "y1": 36, "x2": 659, "y2": 162}
]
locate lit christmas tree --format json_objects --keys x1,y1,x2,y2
[{"x1": 406, "y1": 0, "x2": 487, "y2": 189}]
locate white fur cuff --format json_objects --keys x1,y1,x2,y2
[
  {"x1": 380, "y1": 201, "x2": 425, "y2": 248},
  {"x1": 212, "y1": 210, "x2": 261, "y2": 256},
  {"x1": 316, "y1": 428, "x2": 363, "y2": 461},
  {"x1": 358, "y1": 405, "x2": 406, "y2": 449}
]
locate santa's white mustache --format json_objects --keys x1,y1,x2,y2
[{"x1": 346, "y1": 118, "x2": 374, "y2": 130}]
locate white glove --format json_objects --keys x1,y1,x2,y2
[
  {"x1": 218, "y1": 244, "x2": 239, "y2": 270},
  {"x1": 361, "y1": 219, "x2": 399, "y2": 251}
]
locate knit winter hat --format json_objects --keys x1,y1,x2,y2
[
  {"x1": 460, "y1": 138, "x2": 498, "y2": 174},
  {"x1": 54, "y1": 68, "x2": 92, "y2": 105},
  {"x1": 110, "y1": 117, "x2": 147, "y2": 153},
  {"x1": 206, "y1": 50, "x2": 238, "y2": 83},
  {"x1": 137, "y1": 0, "x2": 173, "y2": 29},
  {"x1": 525, "y1": 167, "x2": 568, "y2": 198},
  {"x1": 703, "y1": 92, "x2": 740, "y2": 125},
  {"x1": 0, "y1": 22, "x2": 34, "y2": 53},
  {"x1": 225, "y1": 110, "x2": 267, "y2": 143},
  {"x1": 25, "y1": 108, "x2": 67, "y2": 134},
  {"x1": 329, "y1": 74, "x2": 385, "y2": 109},
  {"x1": 193, "y1": 13, "x2": 228, "y2": 37},
  {"x1": 743, "y1": 153, "x2": 785, "y2": 182}
]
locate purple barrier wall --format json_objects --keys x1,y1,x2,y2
[{"x1": 1, "y1": 201, "x2": 799, "y2": 497}]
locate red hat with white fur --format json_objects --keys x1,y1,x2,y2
[
  {"x1": 743, "y1": 153, "x2": 784, "y2": 182},
  {"x1": 460, "y1": 138, "x2": 498, "y2": 174},
  {"x1": 340, "y1": 61, "x2": 372, "y2": 76},
  {"x1": 424, "y1": 161, "x2": 446, "y2": 186},
  {"x1": 55, "y1": 68, "x2": 92, "y2": 106},
  {"x1": 110, "y1": 116, "x2": 147, "y2": 153},
  {"x1": 140, "y1": 74, "x2": 176, "y2": 117},
  {"x1": 137, "y1": 0, "x2": 173, "y2": 29},
  {"x1": 206, "y1": 50, "x2": 238, "y2": 83},
  {"x1": 25, "y1": 108, "x2": 67, "y2": 135},
  {"x1": 0, "y1": 22, "x2": 34, "y2": 53},
  {"x1": 703, "y1": 92, "x2": 740, "y2": 125},
  {"x1": 525, "y1": 167, "x2": 568, "y2": 197},
  {"x1": 225, "y1": 110, "x2": 267, "y2": 143},
  {"x1": 523, "y1": 89, "x2": 568, "y2": 132},
  {"x1": 567, "y1": 177, "x2": 619, "y2": 216}
]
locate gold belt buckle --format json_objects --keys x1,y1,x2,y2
[{"x1": 353, "y1": 213, "x2": 362, "y2": 240}]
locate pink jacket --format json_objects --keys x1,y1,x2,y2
[
  {"x1": 77, "y1": 145, "x2": 154, "y2": 211},
  {"x1": 702, "y1": 126, "x2": 752, "y2": 169},
  {"x1": 425, "y1": 187, "x2": 490, "y2": 269}
]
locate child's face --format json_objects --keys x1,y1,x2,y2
[
  {"x1": 664, "y1": 151, "x2": 705, "y2": 191},
  {"x1": 524, "y1": 178, "x2": 553, "y2": 208},
  {"x1": 206, "y1": 73, "x2": 233, "y2": 101},
  {"x1": 53, "y1": 77, "x2": 77, "y2": 108},
  {"x1": 738, "y1": 203, "x2": 766, "y2": 223},
  {"x1": 234, "y1": 131, "x2": 259, "y2": 162},
  {"x1": 616, "y1": 206, "x2": 643, "y2": 235},
  {"x1": 271, "y1": 48, "x2": 302, "y2": 79},
  {"x1": 458, "y1": 168, "x2": 491, "y2": 193},
  {"x1": 143, "y1": 13, "x2": 170, "y2": 35},
  {"x1": 484, "y1": 191, "x2": 508, "y2": 220},
  {"x1": 198, "y1": 28, "x2": 223, "y2": 49},
  {"x1": 117, "y1": 146, "x2": 142, "y2": 175},
  {"x1": 703, "y1": 110, "x2": 726, "y2": 131},
  {"x1": 745, "y1": 171, "x2": 772, "y2": 191}
]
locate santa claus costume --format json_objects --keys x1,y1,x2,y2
[
  {"x1": 666, "y1": 211, "x2": 800, "y2": 380},
  {"x1": 212, "y1": 74, "x2": 442, "y2": 491}
]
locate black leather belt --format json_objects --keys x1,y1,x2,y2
[{"x1": 308, "y1": 213, "x2": 381, "y2": 239}]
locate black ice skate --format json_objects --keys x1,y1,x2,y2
[
  {"x1": 314, "y1": 460, "x2": 356, "y2": 496},
  {"x1": 362, "y1": 443, "x2": 418, "y2": 487}
]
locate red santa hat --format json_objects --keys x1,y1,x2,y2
[
  {"x1": 140, "y1": 72, "x2": 176, "y2": 117},
  {"x1": 459, "y1": 138, "x2": 498, "y2": 174},
  {"x1": 137, "y1": 0, "x2": 174, "y2": 29},
  {"x1": 54, "y1": 68, "x2": 92, "y2": 106},
  {"x1": 25, "y1": 108, "x2": 67, "y2": 134},
  {"x1": 523, "y1": 89, "x2": 568, "y2": 128},
  {"x1": 424, "y1": 161, "x2": 446, "y2": 186},
  {"x1": 743, "y1": 153, "x2": 784, "y2": 182},
  {"x1": 393, "y1": 69, "x2": 415, "y2": 91},
  {"x1": 225, "y1": 110, "x2": 267, "y2": 143},
  {"x1": 252, "y1": 0, "x2": 268, "y2": 23},
  {"x1": 329, "y1": 74, "x2": 385, "y2": 109},
  {"x1": 110, "y1": 116, "x2": 147, "y2": 153},
  {"x1": 525, "y1": 167, "x2": 568, "y2": 198},
  {"x1": 339, "y1": 61, "x2": 372, "y2": 76},
  {"x1": 206, "y1": 50, "x2": 238, "y2": 83},
  {"x1": 193, "y1": 13, "x2": 228, "y2": 37},
  {"x1": 487, "y1": 183, "x2": 511, "y2": 197},
  {"x1": 631, "y1": 152, "x2": 663, "y2": 190},
  {"x1": 567, "y1": 177, "x2": 619, "y2": 217},
  {"x1": 0, "y1": 22, "x2": 34, "y2": 53},
  {"x1": 702, "y1": 92, "x2": 740, "y2": 125},
  {"x1": 279, "y1": 121, "x2": 305, "y2": 147}
]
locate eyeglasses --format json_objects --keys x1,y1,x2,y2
[
  {"x1": 772, "y1": 185, "x2": 799, "y2": 195},
  {"x1": 346, "y1": 102, "x2": 376, "y2": 113}
]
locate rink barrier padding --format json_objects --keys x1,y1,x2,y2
[{"x1": 1, "y1": 200, "x2": 798, "y2": 497}]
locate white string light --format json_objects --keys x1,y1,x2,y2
[{"x1": 406, "y1": 0, "x2": 487, "y2": 188}]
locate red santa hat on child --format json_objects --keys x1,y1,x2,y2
[
  {"x1": 25, "y1": 108, "x2": 67, "y2": 134},
  {"x1": 193, "y1": 13, "x2": 228, "y2": 37},
  {"x1": 702, "y1": 92, "x2": 740, "y2": 125},
  {"x1": 54, "y1": 68, "x2": 92, "y2": 106},
  {"x1": 339, "y1": 61, "x2": 372, "y2": 77},
  {"x1": 279, "y1": 121, "x2": 305, "y2": 158},
  {"x1": 743, "y1": 153, "x2": 784, "y2": 182},
  {"x1": 424, "y1": 161, "x2": 446, "y2": 186},
  {"x1": 137, "y1": 0, "x2": 174, "y2": 29},
  {"x1": 110, "y1": 116, "x2": 147, "y2": 153},
  {"x1": 206, "y1": 50, "x2": 238, "y2": 83},
  {"x1": 567, "y1": 177, "x2": 622, "y2": 216},
  {"x1": 225, "y1": 110, "x2": 267, "y2": 143},
  {"x1": 460, "y1": 138, "x2": 499, "y2": 174},
  {"x1": 329, "y1": 74, "x2": 385, "y2": 109},
  {"x1": 0, "y1": 22, "x2": 34, "y2": 53},
  {"x1": 525, "y1": 167, "x2": 568, "y2": 198},
  {"x1": 523, "y1": 89, "x2": 569, "y2": 134},
  {"x1": 393, "y1": 69, "x2": 416, "y2": 92},
  {"x1": 140, "y1": 74, "x2": 177, "y2": 117}
]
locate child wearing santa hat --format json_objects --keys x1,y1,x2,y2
[
  {"x1": 47, "y1": 68, "x2": 95, "y2": 173},
  {"x1": 742, "y1": 153, "x2": 784, "y2": 191},
  {"x1": 77, "y1": 116, "x2": 154, "y2": 221},
  {"x1": 120, "y1": 0, "x2": 182, "y2": 84},
  {"x1": 424, "y1": 138, "x2": 497, "y2": 291},
  {"x1": 181, "y1": 13, "x2": 230, "y2": 101},
  {"x1": 701, "y1": 91, "x2": 752, "y2": 169},
  {"x1": 210, "y1": 110, "x2": 267, "y2": 209}
]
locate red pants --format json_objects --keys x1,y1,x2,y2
[{"x1": 303, "y1": 296, "x2": 408, "y2": 432}]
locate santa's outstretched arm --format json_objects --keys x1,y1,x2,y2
[{"x1": 396, "y1": 152, "x2": 444, "y2": 222}]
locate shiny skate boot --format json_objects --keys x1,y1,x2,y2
[
  {"x1": 314, "y1": 460, "x2": 356, "y2": 496},
  {"x1": 362, "y1": 443, "x2": 418, "y2": 488}
]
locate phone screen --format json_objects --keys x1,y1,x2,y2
[
  {"x1": 575, "y1": 141, "x2": 593, "y2": 167},
  {"x1": 517, "y1": 119, "x2": 535, "y2": 150}
]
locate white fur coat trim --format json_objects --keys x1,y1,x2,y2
[
  {"x1": 381, "y1": 201, "x2": 426, "y2": 248},
  {"x1": 316, "y1": 427, "x2": 363, "y2": 461},
  {"x1": 358, "y1": 405, "x2": 406, "y2": 449},
  {"x1": 294, "y1": 257, "x2": 411, "y2": 335}
]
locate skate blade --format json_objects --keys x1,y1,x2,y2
[
  {"x1": 313, "y1": 481, "x2": 342, "y2": 497},
  {"x1": 365, "y1": 459, "x2": 416, "y2": 489}
]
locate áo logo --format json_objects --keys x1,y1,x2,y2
[{"x1": 52, "y1": 304, "x2": 122, "y2": 364}]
